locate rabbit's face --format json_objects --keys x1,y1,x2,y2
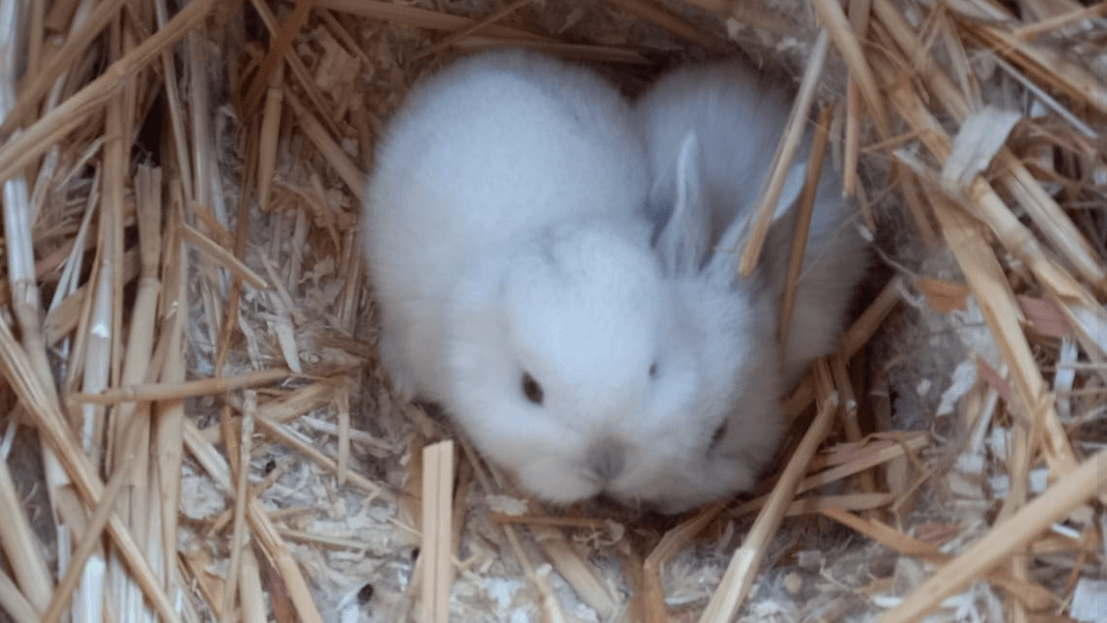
[
  {"x1": 603, "y1": 278, "x2": 783, "y2": 514},
  {"x1": 445, "y1": 226, "x2": 734, "y2": 510}
]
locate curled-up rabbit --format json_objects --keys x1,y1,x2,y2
[
  {"x1": 630, "y1": 62, "x2": 870, "y2": 507},
  {"x1": 363, "y1": 50, "x2": 782, "y2": 513},
  {"x1": 635, "y1": 61, "x2": 869, "y2": 389}
]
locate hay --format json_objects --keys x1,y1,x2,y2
[{"x1": 0, "y1": 0, "x2": 1104, "y2": 622}]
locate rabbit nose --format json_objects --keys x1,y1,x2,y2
[{"x1": 586, "y1": 440, "x2": 626, "y2": 482}]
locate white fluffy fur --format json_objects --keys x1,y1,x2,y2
[
  {"x1": 635, "y1": 61, "x2": 870, "y2": 388},
  {"x1": 364, "y1": 50, "x2": 779, "y2": 513},
  {"x1": 628, "y1": 62, "x2": 870, "y2": 509}
]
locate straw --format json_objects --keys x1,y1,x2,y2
[
  {"x1": 672, "y1": 0, "x2": 797, "y2": 36},
  {"x1": 181, "y1": 223, "x2": 270, "y2": 291},
  {"x1": 153, "y1": 185, "x2": 189, "y2": 605},
  {"x1": 0, "y1": 569, "x2": 38, "y2": 623},
  {"x1": 738, "y1": 29, "x2": 828, "y2": 278},
  {"x1": 0, "y1": 248, "x2": 180, "y2": 623},
  {"x1": 0, "y1": 0, "x2": 218, "y2": 187},
  {"x1": 421, "y1": 441, "x2": 454, "y2": 623},
  {"x1": 74, "y1": 368, "x2": 289, "y2": 404},
  {"x1": 778, "y1": 104, "x2": 833, "y2": 344},
  {"x1": 642, "y1": 504, "x2": 725, "y2": 621},
  {"x1": 0, "y1": 450, "x2": 53, "y2": 613},
  {"x1": 533, "y1": 525, "x2": 619, "y2": 620},
  {"x1": 41, "y1": 453, "x2": 133, "y2": 623},
  {"x1": 243, "y1": 0, "x2": 319, "y2": 113},
  {"x1": 823, "y1": 507, "x2": 1058, "y2": 610},
  {"x1": 698, "y1": 361, "x2": 839, "y2": 622},
  {"x1": 317, "y1": 0, "x2": 551, "y2": 41},
  {"x1": 879, "y1": 449, "x2": 1107, "y2": 622},
  {"x1": 413, "y1": 0, "x2": 537, "y2": 60},
  {"x1": 181, "y1": 420, "x2": 325, "y2": 623},
  {"x1": 605, "y1": 0, "x2": 724, "y2": 50},
  {"x1": 221, "y1": 392, "x2": 257, "y2": 622},
  {"x1": 809, "y1": 0, "x2": 891, "y2": 138},
  {"x1": 106, "y1": 165, "x2": 162, "y2": 622},
  {"x1": 0, "y1": 0, "x2": 127, "y2": 136}
]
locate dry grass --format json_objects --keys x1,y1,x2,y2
[{"x1": 0, "y1": 0, "x2": 1104, "y2": 622}]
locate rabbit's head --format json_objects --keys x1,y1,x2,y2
[
  {"x1": 634, "y1": 60, "x2": 869, "y2": 391},
  {"x1": 441, "y1": 135, "x2": 784, "y2": 514},
  {"x1": 639, "y1": 132, "x2": 786, "y2": 513},
  {"x1": 442, "y1": 218, "x2": 697, "y2": 507}
]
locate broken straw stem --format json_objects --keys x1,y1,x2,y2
[
  {"x1": 879, "y1": 448, "x2": 1107, "y2": 622},
  {"x1": 698, "y1": 361, "x2": 840, "y2": 622},
  {"x1": 738, "y1": 28, "x2": 828, "y2": 278}
]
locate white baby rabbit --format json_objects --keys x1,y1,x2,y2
[
  {"x1": 635, "y1": 61, "x2": 869, "y2": 389},
  {"x1": 363, "y1": 50, "x2": 781, "y2": 514}
]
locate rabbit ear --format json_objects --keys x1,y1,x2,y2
[
  {"x1": 703, "y1": 207, "x2": 744, "y2": 286},
  {"x1": 652, "y1": 131, "x2": 710, "y2": 278},
  {"x1": 775, "y1": 160, "x2": 809, "y2": 219},
  {"x1": 703, "y1": 158, "x2": 809, "y2": 285}
]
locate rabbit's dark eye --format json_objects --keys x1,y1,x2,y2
[
  {"x1": 521, "y1": 372, "x2": 544, "y2": 405},
  {"x1": 709, "y1": 420, "x2": 728, "y2": 448},
  {"x1": 649, "y1": 362, "x2": 658, "y2": 377}
]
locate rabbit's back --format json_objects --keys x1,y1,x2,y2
[
  {"x1": 635, "y1": 62, "x2": 795, "y2": 238},
  {"x1": 362, "y1": 50, "x2": 649, "y2": 400},
  {"x1": 366, "y1": 51, "x2": 646, "y2": 292},
  {"x1": 635, "y1": 61, "x2": 869, "y2": 389}
]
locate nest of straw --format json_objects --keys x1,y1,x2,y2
[{"x1": 0, "y1": 0, "x2": 1104, "y2": 622}]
